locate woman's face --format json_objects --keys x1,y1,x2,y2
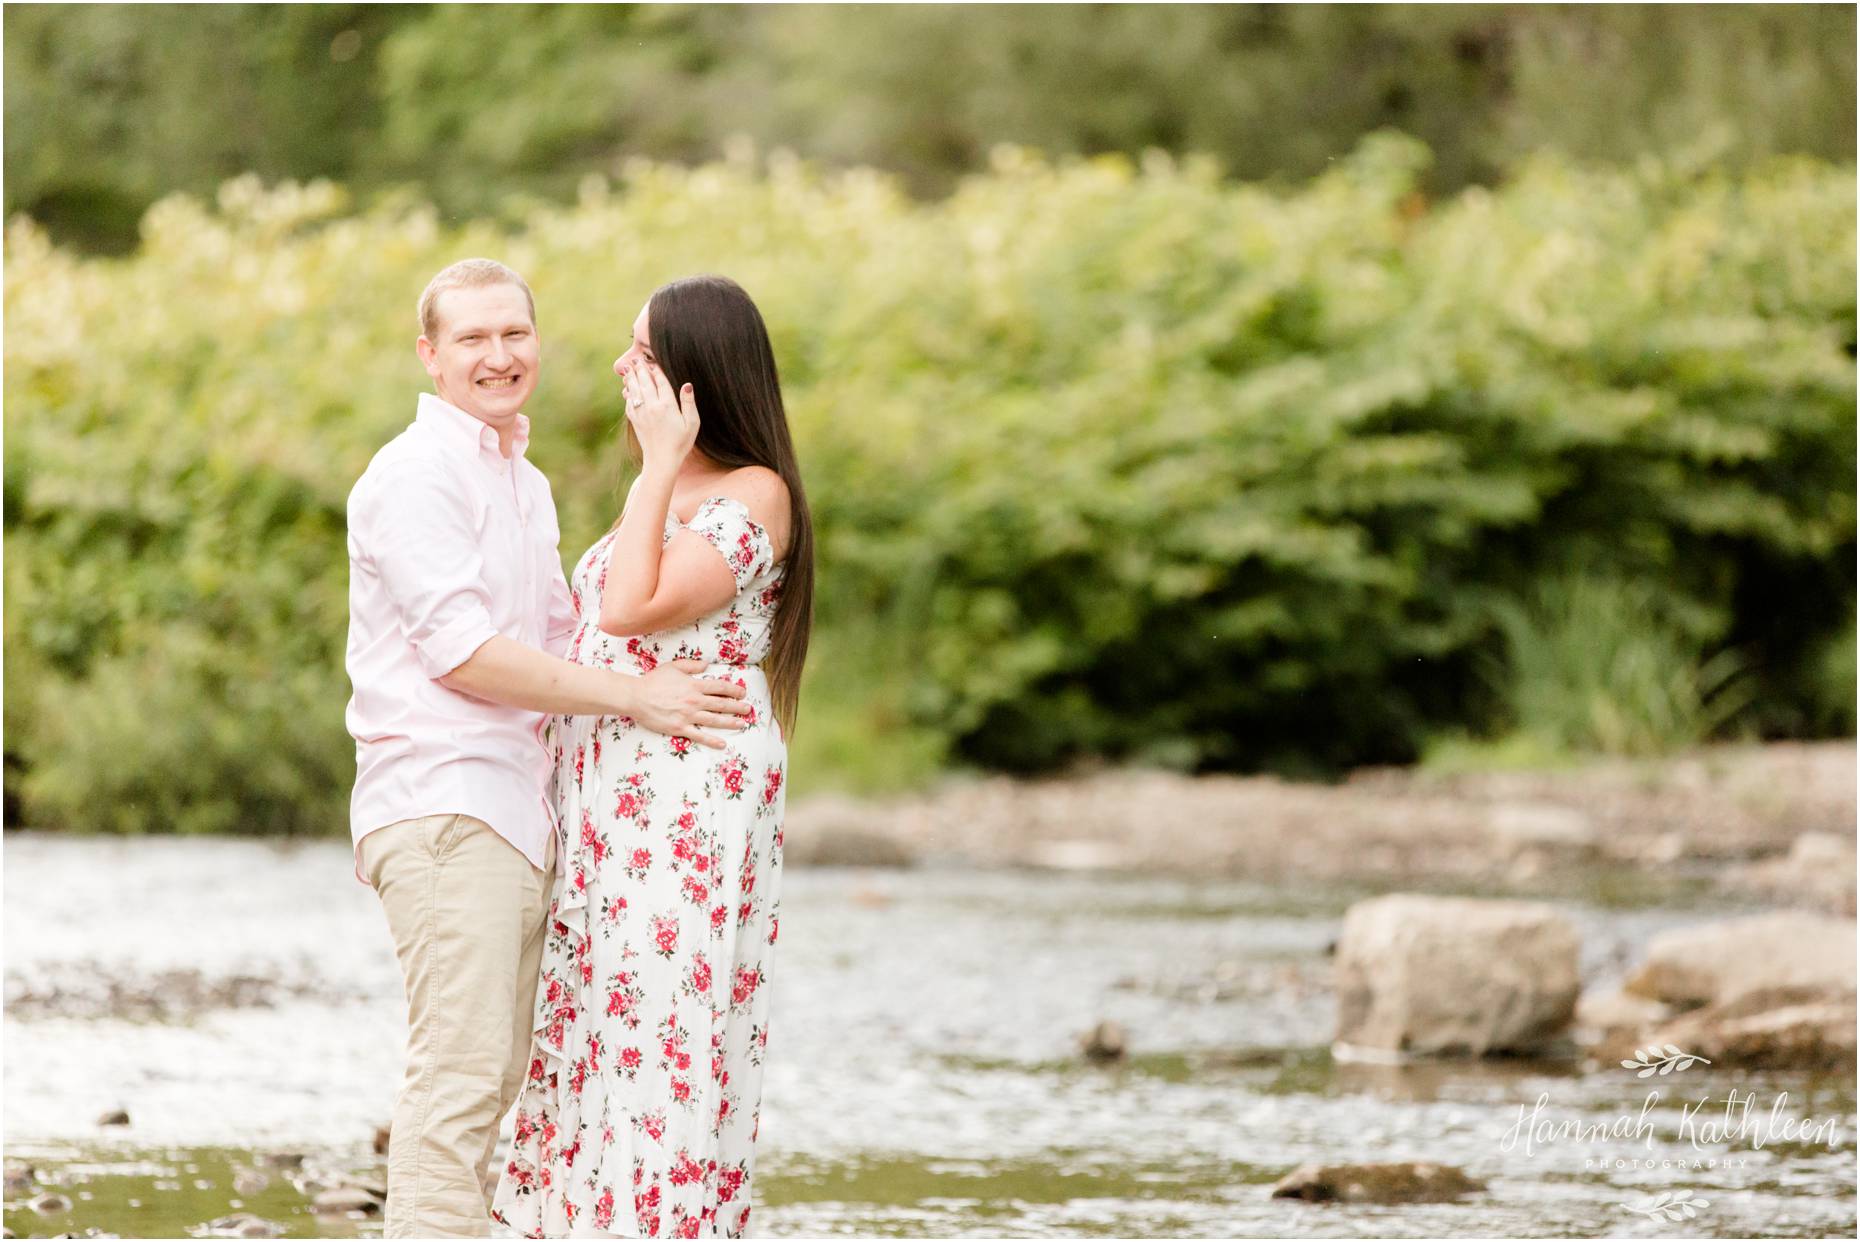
[{"x1": 613, "y1": 302, "x2": 654, "y2": 379}]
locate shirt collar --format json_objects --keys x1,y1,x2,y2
[{"x1": 416, "y1": 392, "x2": 531, "y2": 462}]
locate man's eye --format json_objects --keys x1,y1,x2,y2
[{"x1": 460, "y1": 335, "x2": 480, "y2": 343}]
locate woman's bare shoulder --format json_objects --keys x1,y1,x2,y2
[{"x1": 715, "y1": 464, "x2": 789, "y2": 514}]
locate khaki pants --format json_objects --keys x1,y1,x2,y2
[{"x1": 361, "y1": 814, "x2": 555, "y2": 1238}]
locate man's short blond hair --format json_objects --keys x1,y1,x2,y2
[{"x1": 417, "y1": 258, "x2": 537, "y2": 340}]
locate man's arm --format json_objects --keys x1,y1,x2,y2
[
  {"x1": 439, "y1": 635, "x2": 748, "y2": 745},
  {"x1": 357, "y1": 458, "x2": 748, "y2": 745}
]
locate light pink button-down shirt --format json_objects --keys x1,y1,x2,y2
[{"x1": 344, "y1": 393, "x2": 577, "y2": 881}]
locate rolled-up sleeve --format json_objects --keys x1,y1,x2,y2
[{"x1": 355, "y1": 460, "x2": 500, "y2": 679}]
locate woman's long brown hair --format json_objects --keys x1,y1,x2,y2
[{"x1": 627, "y1": 275, "x2": 814, "y2": 738}]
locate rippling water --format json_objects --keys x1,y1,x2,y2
[{"x1": 4, "y1": 833, "x2": 1854, "y2": 1238}]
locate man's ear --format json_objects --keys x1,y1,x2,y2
[{"x1": 416, "y1": 335, "x2": 439, "y2": 377}]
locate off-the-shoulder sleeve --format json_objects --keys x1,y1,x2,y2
[{"x1": 684, "y1": 495, "x2": 776, "y2": 591}]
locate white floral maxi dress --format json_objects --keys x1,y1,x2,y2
[{"x1": 493, "y1": 496, "x2": 788, "y2": 1239}]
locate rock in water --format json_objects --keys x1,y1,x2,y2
[
  {"x1": 1271, "y1": 1161, "x2": 1486, "y2": 1203},
  {"x1": 1623, "y1": 912, "x2": 1857, "y2": 1008},
  {"x1": 1333, "y1": 894, "x2": 1579, "y2": 1057},
  {"x1": 29, "y1": 1192, "x2": 73, "y2": 1214},
  {"x1": 231, "y1": 1168, "x2": 271, "y2": 1197},
  {"x1": 372, "y1": 1124, "x2": 391, "y2": 1155},
  {"x1": 312, "y1": 1186, "x2": 384, "y2": 1216},
  {"x1": 1080, "y1": 1020, "x2": 1127, "y2": 1063},
  {"x1": 4, "y1": 1162, "x2": 35, "y2": 1194},
  {"x1": 1574, "y1": 987, "x2": 1678, "y2": 1062},
  {"x1": 95, "y1": 1108, "x2": 130, "y2": 1127},
  {"x1": 1644, "y1": 985, "x2": 1857, "y2": 1071},
  {"x1": 200, "y1": 1214, "x2": 286, "y2": 1239}
]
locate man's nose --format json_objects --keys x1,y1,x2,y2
[{"x1": 488, "y1": 339, "x2": 513, "y2": 368}]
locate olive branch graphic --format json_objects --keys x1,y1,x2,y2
[
  {"x1": 1620, "y1": 1044, "x2": 1711, "y2": 1076},
  {"x1": 1620, "y1": 1190, "x2": 1710, "y2": 1220}
]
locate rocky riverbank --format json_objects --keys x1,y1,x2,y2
[{"x1": 784, "y1": 740, "x2": 1856, "y2": 912}]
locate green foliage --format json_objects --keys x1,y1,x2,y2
[
  {"x1": 1805, "y1": 611, "x2": 1858, "y2": 737},
  {"x1": 1481, "y1": 573, "x2": 1757, "y2": 757},
  {"x1": 4, "y1": 138, "x2": 1854, "y2": 835},
  {"x1": 6, "y1": 5, "x2": 1854, "y2": 251},
  {"x1": 3, "y1": 4, "x2": 403, "y2": 252}
]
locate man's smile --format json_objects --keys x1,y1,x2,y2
[{"x1": 477, "y1": 374, "x2": 520, "y2": 390}]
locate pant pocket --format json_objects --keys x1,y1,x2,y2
[{"x1": 422, "y1": 813, "x2": 470, "y2": 862}]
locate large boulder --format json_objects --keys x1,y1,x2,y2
[
  {"x1": 1333, "y1": 894, "x2": 1580, "y2": 1057},
  {"x1": 1642, "y1": 985, "x2": 1857, "y2": 1071},
  {"x1": 1622, "y1": 912, "x2": 1856, "y2": 1009}
]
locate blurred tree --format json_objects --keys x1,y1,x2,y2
[
  {"x1": 5, "y1": 4, "x2": 1855, "y2": 250},
  {"x1": 4, "y1": 3, "x2": 415, "y2": 250},
  {"x1": 750, "y1": 5, "x2": 1522, "y2": 194},
  {"x1": 367, "y1": 4, "x2": 763, "y2": 213},
  {"x1": 1500, "y1": 5, "x2": 1858, "y2": 171}
]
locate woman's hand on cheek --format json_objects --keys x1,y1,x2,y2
[{"x1": 622, "y1": 361, "x2": 701, "y2": 470}]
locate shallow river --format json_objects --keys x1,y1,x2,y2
[{"x1": 3, "y1": 833, "x2": 1854, "y2": 1238}]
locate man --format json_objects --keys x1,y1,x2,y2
[{"x1": 344, "y1": 258, "x2": 751, "y2": 1238}]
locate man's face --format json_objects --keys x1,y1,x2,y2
[{"x1": 416, "y1": 283, "x2": 540, "y2": 422}]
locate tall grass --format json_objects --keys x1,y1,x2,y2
[{"x1": 1480, "y1": 573, "x2": 1757, "y2": 758}]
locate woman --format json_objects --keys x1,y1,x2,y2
[{"x1": 493, "y1": 275, "x2": 813, "y2": 1238}]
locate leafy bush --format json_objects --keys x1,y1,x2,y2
[{"x1": 4, "y1": 135, "x2": 1853, "y2": 834}]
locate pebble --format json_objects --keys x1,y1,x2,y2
[
  {"x1": 95, "y1": 1108, "x2": 130, "y2": 1127},
  {"x1": 1080, "y1": 1019, "x2": 1127, "y2": 1063},
  {"x1": 199, "y1": 1213, "x2": 286, "y2": 1239},
  {"x1": 233, "y1": 1168, "x2": 271, "y2": 1196},
  {"x1": 30, "y1": 1191, "x2": 73, "y2": 1214},
  {"x1": 312, "y1": 1186, "x2": 384, "y2": 1215}
]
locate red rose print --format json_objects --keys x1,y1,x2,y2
[
  {"x1": 650, "y1": 914, "x2": 679, "y2": 958},
  {"x1": 593, "y1": 1187, "x2": 615, "y2": 1229}
]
